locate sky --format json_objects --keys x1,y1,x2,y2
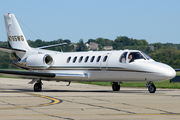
[{"x1": 0, "y1": 0, "x2": 180, "y2": 44}]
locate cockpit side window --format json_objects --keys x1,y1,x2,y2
[
  {"x1": 128, "y1": 52, "x2": 145, "y2": 63},
  {"x1": 119, "y1": 52, "x2": 127, "y2": 63}
]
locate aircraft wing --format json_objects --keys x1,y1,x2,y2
[
  {"x1": 0, "y1": 46, "x2": 26, "y2": 53},
  {"x1": 0, "y1": 70, "x2": 88, "y2": 80},
  {"x1": 175, "y1": 69, "x2": 180, "y2": 72},
  {"x1": 0, "y1": 70, "x2": 55, "y2": 79}
]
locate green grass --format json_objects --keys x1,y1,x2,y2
[
  {"x1": 0, "y1": 75, "x2": 21, "y2": 79},
  {"x1": 1, "y1": 69, "x2": 26, "y2": 71},
  {"x1": 177, "y1": 72, "x2": 180, "y2": 76},
  {"x1": 79, "y1": 80, "x2": 180, "y2": 89}
]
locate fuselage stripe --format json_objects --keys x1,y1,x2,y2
[{"x1": 12, "y1": 63, "x2": 153, "y2": 73}]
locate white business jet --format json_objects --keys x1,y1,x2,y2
[{"x1": 1, "y1": 13, "x2": 177, "y2": 93}]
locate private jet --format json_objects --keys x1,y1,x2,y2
[{"x1": 0, "y1": 13, "x2": 177, "y2": 93}]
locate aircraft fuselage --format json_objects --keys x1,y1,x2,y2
[{"x1": 12, "y1": 48, "x2": 176, "y2": 82}]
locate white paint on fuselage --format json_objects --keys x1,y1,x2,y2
[{"x1": 30, "y1": 49, "x2": 176, "y2": 82}]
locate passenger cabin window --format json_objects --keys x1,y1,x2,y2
[
  {"x1": 91, "y1": 56, "x2": 95, "y2": 62},
  {"x1": 67, "y1": 57, "x2": 71, "y2": 63},
  {"x1": 97, "y1": 56, "x2": 101, "y2": 62},
  {"x1": 85, "y1": 56, "x2": 89, "y2": 62},
  {"x1": 79, "y1": 56, "x2": 83, "y2": 63},
  {"x1": 119, "y1": 52, "x2": 127, "y2": 63},
  {"x1": 128, "y1": 52, "x2": 145, "y2": 63},
  {"x1": 73, "y1": 56, "x2": 77, "y2": 63},
  {"x1": 103, "y1": 56, "x2": 108, "y2": 62}
]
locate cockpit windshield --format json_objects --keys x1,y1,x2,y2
[{"x1": 141, "y1": 52, "x2": 152, "y2": 60}]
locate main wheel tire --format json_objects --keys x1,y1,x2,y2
[
  {"x1": 34, "y1": 83, "x2": 42, "y2": 92},
  {"x1": 112, "y1": 83, "x2": 120, "y2": 91},
  {"x1": 148, "y1": 84, "x2": 156, "y2": 93}
]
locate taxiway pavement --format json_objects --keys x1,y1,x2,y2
[{"x1": 0, "y1": 78, "x2": 179, "y2": 120}]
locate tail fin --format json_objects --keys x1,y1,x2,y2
[{"x1": 4, "y1": 13, "x2": 30, "y2": 50}]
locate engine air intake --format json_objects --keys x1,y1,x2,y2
[{"x1": 44, "y1": 55, "x2": 53, "y2": 65}]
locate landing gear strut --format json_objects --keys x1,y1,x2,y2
[
  {"x1": 146, "y1": 81, "x2": 156, "y2": 93},
  {"x1": 34, "y1": 81, "x2": 42, "y2": 92},
  {"x1": 112, "y1": 82, "x2": 120, "y2": 91}
]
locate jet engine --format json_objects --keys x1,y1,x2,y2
[{"x1": 26, "y1": 54, "x2": 54, "y2": 69}]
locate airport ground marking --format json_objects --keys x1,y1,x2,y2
[{"x1": 0, "y1": 92, "x2": 62, "y2": 109}]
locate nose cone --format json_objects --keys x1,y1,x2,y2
[
  {"x1": 164, "y1": 66, "x2": 176, "y2": 79},
  {"x1": 156, "y1": 62, "x2": 176, "y2": 80}
]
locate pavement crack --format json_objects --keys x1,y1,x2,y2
[
  {"x1": 122, "y1": 103, "x2": 177, "y2": 114},
  {"x1": 23, "y1": 107, "x2": 75, "y2": 120},
  {"x1": 0, "y1": 99, "x2": 20, "y2": 108},
  {"x1": 64, "y1": 99, "x2": 136, "y2": 114}
]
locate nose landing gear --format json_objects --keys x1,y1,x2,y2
[{"x1": 146, "y1": 81, "x2": 156, "y2": 93}]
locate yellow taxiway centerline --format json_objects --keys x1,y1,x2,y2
[{"x1": 0, "y1": 93, "x2": 61, "y2": 110}]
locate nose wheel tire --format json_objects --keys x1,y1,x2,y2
[
  {"x1": 34, "y1": 83, "x2": 42, "y2": 92},
  {"x1": 148, "y1": 84, "x2": 156, "y2": 93},
  {"x1": 146, "y1": 82, "x2": 156, "y2": 93},
  {"x1": 112, "y1": 82, "x2": 120, "y2": 91}
]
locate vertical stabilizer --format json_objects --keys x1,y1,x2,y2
[{"x1": 4, "y1": 13, "x2": 30, "y2": 50}]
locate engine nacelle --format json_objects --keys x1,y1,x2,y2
[{"x1": 26, "y1": 54, "x2": 54, "y2": 69}]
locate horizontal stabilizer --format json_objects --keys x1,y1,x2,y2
[
  {"x1": 0, "y1": 46, "x2": 26, "y2": 53},
  {"x1": 38, "y1": 43, "x2": 67, "y2": 49},
  {"x1": 0, "y1": 70, "x2": 55, "y2": 79}
]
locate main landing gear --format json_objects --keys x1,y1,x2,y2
[
  {"x1": 28, "y1": 79, "x2": 43, "y2": 92},
  {"x1": 146, "y1": 81, "x2": 156, "y2": 93},
  {"x1": 112, "y1": 82, "x2": 120, "y2": 91},
  {"x1": 34, "y1": 81, "x2": 42, "y2": 92}
]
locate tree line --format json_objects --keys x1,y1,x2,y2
[{"x1": 0, "y1": 36, "x2": 180, "y2": 69}]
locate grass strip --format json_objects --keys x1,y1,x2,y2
[{"x1": 78, "y1": 80, "x2": 180, "y2": 89}]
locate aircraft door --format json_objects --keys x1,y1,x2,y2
[{"x1": 100, "y1": 53, "x2": 111, "y2": 70}]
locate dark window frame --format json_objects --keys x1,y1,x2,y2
[
  {"x1": 84, "y1": 56, "x2": 89, "y2": 62},
  {"x1": 73, "y1": 56, "x2": 77, "y2": 63},
  {"x1": 67, "y1": 57, "x2": 71, "y2": 63},
  {"x1": 103, "y1": 55, "x2": 108, "y2": 62},
  {"x1": 79, "y1": 56, "x2": 83, "y2": 63},
  {"x1": 96, "y1": 56, "x2": 101, "y2": 62},
  {"x1": 91, "y1": 56, "x2": 95, "y2": 62}
]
